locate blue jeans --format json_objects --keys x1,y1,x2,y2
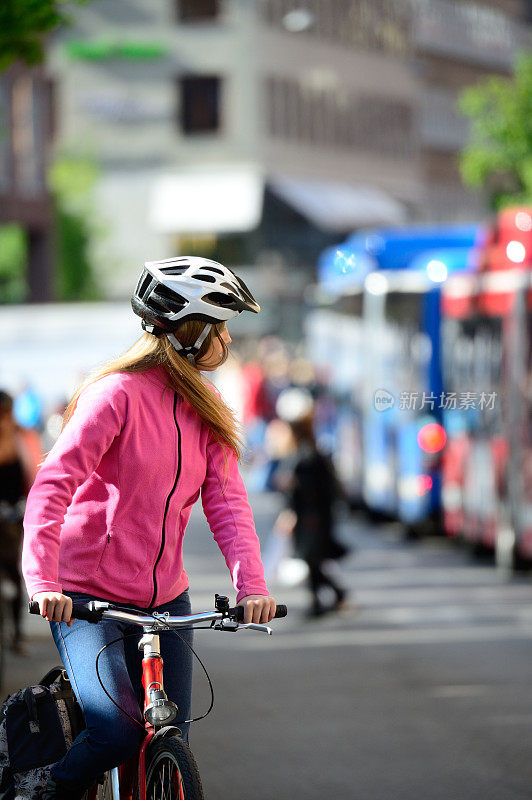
[{"x1": 49, "y1": 589, "x2": 193, "y2": 791}]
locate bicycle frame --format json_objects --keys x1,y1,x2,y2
[
  {"x1": 27, "y1": 596, "x2": 283, "y2": 800},
  {"x1": 84, "y1": 624, "x2": 160, "y2": 800},
  {"x1": 84, "y1": 609, "x2": 273, "y2": 800},
  {"x1": 138, "y1": 627, "x2": 174, "y2": 800}
]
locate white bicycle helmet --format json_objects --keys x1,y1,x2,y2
[{"x1": 131, "y1": 256, "x2": 260, "y2": 362}]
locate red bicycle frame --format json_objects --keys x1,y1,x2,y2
[
  {"x1": 28, "y1": 595, "x2": 280, "y2": 800},
  {"x1": 87, "y1": 630, "x2": 175, "y2": 800}
]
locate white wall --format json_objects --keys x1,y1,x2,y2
[{"x1": 0, "y1": 303, "x2": 140, "y2": 407}]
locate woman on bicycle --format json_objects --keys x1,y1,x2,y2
[{"x1": 22, "y1": 257, "x2": 276, "y2": 800}]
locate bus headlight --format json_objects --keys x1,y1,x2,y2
[{"x1": 417, "y1": 422, "x2": 447, "y2": 454}]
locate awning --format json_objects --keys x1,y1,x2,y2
[
  {"x1": 268, "y1": 175, "x2": 406, "y2": 232},
  {"x1": 149, "y1": 166, "x2": 406, "y2": 235},
  {"x1": 149, "y1": 165, "x2": 264, "y2": 234}
]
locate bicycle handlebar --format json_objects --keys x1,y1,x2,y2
[{"x1": 28, "y1": 599, "x2": 287, "y2": 627}]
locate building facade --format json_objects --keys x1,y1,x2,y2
[
  {"x1": 47, "y1": 0, "x2": 530, "y2": 311},
  {"x1": 0, "y1": 63, "x2": 55, "y2": 301}
]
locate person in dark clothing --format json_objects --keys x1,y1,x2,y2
[
  {"x1": 276, "y1": 388, "x2": 348, "y2": 617},
  {"x1": 0, "y1": 390, "x2": 41, "y2": 651}
]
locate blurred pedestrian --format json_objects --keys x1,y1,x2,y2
[
  {"x1": 275, "y1": 388, "x2": 349, "y2": 618},
  {"x1": 0, "y1": 390, "x2": 41, "y2": 652},
  {"x1": 14, "y1": 381, "x2": 44, "y2": 431},
  {"x1": 241, "y1": 358, "x2": 271, "y2": 451}
]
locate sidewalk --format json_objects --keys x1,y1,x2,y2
[{"x1": 2, "y1": 603, "x2": 59, "y2": 695}]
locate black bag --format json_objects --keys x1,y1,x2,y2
[{"x1": 0, "y1": 667, "x2": 85, "y2": 800}]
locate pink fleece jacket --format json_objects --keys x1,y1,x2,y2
[{"x1": 22, "y1": 366, "x2": 268, "y2": 607}]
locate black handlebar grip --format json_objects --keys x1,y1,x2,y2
[
  {"x1": 231, "y1": 604, "x2": 287, "y2": 622},
  {"x1": 69, "y1": 603, "x2": 105, "y2": 622},
  {"x1": 28, "y1": 600, "x2": 106, "y2": 623}
]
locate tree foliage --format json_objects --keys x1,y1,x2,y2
[
  {"x1": 458, "y1": 54, "x2": 532, "y2": 210},
  {"x1": 50, "y1": 155, "x2": 102, "y2": 301},
  {"x1": 0, "y1": 157, "x2": 103, "y2": 302},
  {"x1": 0, "y1": 0, "x2": 89, "y2": 70},
  {"x1": 0, "y1": 224, "x2": 27, "y2": 303}
]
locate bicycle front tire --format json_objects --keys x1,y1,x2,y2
[{"x1": 145, "y1": 735, "x2": 204, "y2": 800}]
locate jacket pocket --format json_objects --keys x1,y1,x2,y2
[{"x1": 97, "y1": 527, "x2": 150, "y2": 582}]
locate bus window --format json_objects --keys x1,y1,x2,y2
[{"x1": 383, "y1": 291, "x2": 429, "y2": 400}]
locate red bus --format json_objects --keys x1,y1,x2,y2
[{"x1": 442, "y1": 207, "x2": 532, "y2": 568}]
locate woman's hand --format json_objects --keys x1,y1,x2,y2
[
  {"x1": 237, "y1": 594, "x2": 277, "y2": 624},
  {"x1": 32, "y1": 592, "x2": 73, "y2": 626}
]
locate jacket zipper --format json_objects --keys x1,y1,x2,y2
[{"x1": 149, "y1": 392, "x2": 182, "y2": 607}]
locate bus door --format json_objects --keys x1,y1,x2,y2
[
  {"x1": 501, "y1": 272, "x2": 532, "y2": 566},
  {"x1": 305, "y1": 286, "x2": 365, "y2": 504},
  {"x1": 441, "y1": 273, "x2": 479, "y2": 539},
  {"x1": 520, "y1": 296, "x2": 532, "y2": 559},
  {"x1": 362, "y1": 272, "x2": 439, "y2": 526},
  {"x1": 460, "y1": 308, "x2": 504, "y2": 549}
]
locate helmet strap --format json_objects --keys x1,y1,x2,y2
[
  {"x1": 167, "y1": 324, "x2": 212, "y2": 364},
  {"x1": 142, "y1": 320, "x2": 164, "y2": 336}
]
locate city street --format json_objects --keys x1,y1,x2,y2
[
  {"x1": 2, "y1": 4, "x2": 531, "y2": 800},
  {"x1": 5, "y1": 489, "x2": 532, "y2": 800}
]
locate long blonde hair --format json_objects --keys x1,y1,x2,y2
[{"x1": 62, "y1": 321, "x2": 245, "y2": 460}]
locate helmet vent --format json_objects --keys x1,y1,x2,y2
[
  {"x1": 191, "y1": 274, "x2": 216, "y2": 283},
  {"x1": 234, "y1": 275, "x2": 255, "y2": 303},
  {"x1": 221, "y1": 281, "x2": 241, "y2": 296},
  {"x1": 152, "y1": 285, "x2": 187, "y2": 310},
  {"x1": 150, "y1": 300, "x2": 168, "y2": 314},
  {"x1": 138, "y1": 273, "x2": 154, "y2": 298},
  {"x1": 160, "y1": 266, "x2": 188, "y2": 275},
  {"x1": 201, "y1": 266, "x2": 225, "y2": 276},
  {"x1": 204, "y1": 292, "x2": 240, "y2": 310}
]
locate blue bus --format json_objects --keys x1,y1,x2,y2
[
  {"x1": 361, "y1": 246, "x2": 482, "y2": 531},
  {"x1": 317, "y1": 225, "x2": 480, "y2": 290},
  {"x1": 308, "y1": 225, "x2": 483, "y2": 521}
]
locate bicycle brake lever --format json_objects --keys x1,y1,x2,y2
[
  {"x1": 214, "y1": 620, "x2": 273, "y2": 634},
  {"x1": 214, "y1": 619, "x2": 239, "y2": 632},
  {"x1": 238, "y1": 623, "x2": 273, "y2": 635}
]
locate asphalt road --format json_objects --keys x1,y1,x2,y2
[{"x1": 3, "y1": 490, "x2": 532, "y2": 800}]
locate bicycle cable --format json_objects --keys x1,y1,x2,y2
[
  {"x1": 94, "y1": 600, "x2": 216, "y2": 723},
  {"x1": 93, "y1": 611, "x2": 217, "y2": 731},
  {"x1": 95, "y1": 632, "x2": 152, "y2": 733},
  {"x1": 154, "y1": 617, "x2": 215, "y2": 725}
]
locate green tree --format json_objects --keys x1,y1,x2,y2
[
  {"x1": 0, "y1": 158, "x2": 103, "y2": 303},
  {"x1": 0, "y1": 0, "x2": 89, "y2": 70},
  {"x1": 50, "y1": 155, "x2": 102, "y2": 301},
  {"x1": 458, "y1": 53, "x2": 532, "y2": 210},
  {"x1": 0, "y1": 224, "x2": 27, "y2": 302},
  {"x1": 0, "y1": 0, "x2": 96, "y2": 303}
]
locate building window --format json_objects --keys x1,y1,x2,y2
[
  {"x1": 261, "y1": 0, "x2": 410, "y2": 57},
  {"x1": 177, "y1": 0, "x2": 219, "y2": 21},
  {"x1": 180, "y1": 75, "x2": 221, "y2": 133},
  {"x1": 264, "y1": 76, "x2": 414, "y2": 157}
]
